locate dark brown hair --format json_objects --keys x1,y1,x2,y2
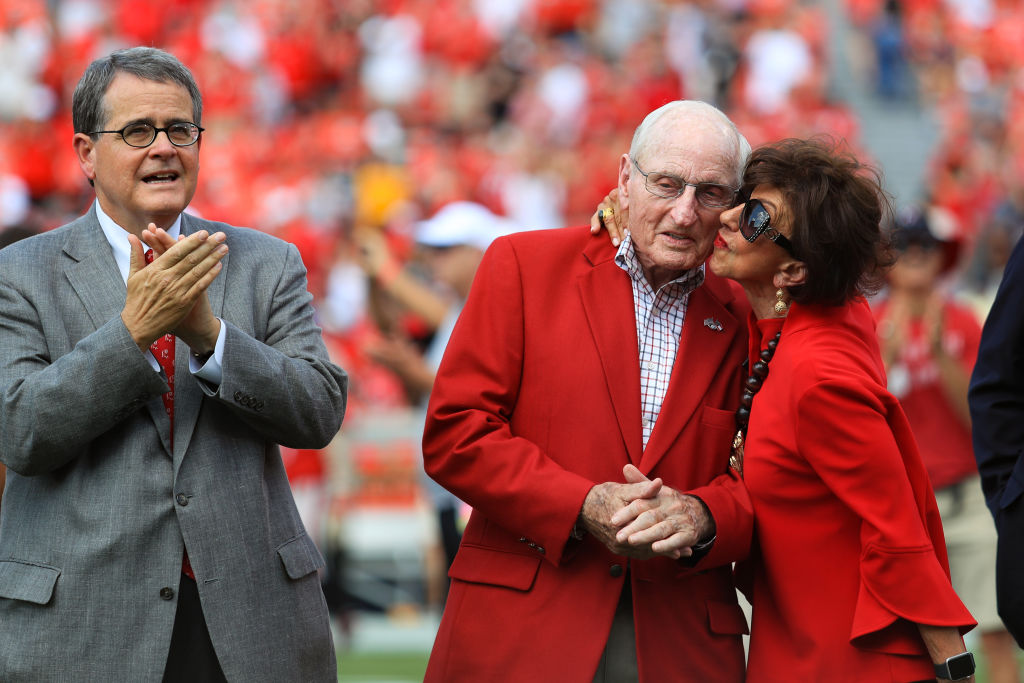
[
  {"x1": 73, "y1": 47, "x2": 203, "y2": 135},
  {"x1": 743, "y1": 138, "x2": 894, "y2": 306}
]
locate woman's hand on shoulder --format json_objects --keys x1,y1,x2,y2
[{"x1": 589, "y1": 189, "x2": 627, "y2": 247}]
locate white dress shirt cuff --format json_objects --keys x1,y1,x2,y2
[{"x1": 190, "y1": 318, "x2": 226, "y2": 393}]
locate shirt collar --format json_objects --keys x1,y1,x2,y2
[
  {"x1": 614, "y1": 232, "x2": 705, "y2": 296},
  {"x1": 94, "y1": 200, "x2": 182, "y2": 284}
]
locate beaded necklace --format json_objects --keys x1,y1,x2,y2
[{"x1": 729, "y1": 330, "x2": 782, "y2": 477}]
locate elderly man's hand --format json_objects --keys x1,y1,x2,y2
[
  {"x1": 580, "y1": 476, "x2": 663, "y2": 559},
  {"x1": 122, "y1": 225, "x2": 226, "y2": 353},
  {"x1": 610, "y1": 464, "x2": 715, "y2": 560},
  {"x1": 588, "y1": 188, "x2": 627, "y2": 246}
]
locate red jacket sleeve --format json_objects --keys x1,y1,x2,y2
[
  {"x1": 796, "y1": 378, "x2": 975, "y2": 651},
  {"x1": 422, "y1": 237, "x2": 595, "y2": 565}
]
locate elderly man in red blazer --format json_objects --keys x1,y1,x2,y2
[{"x1": 422, "y1": 101, "x2": 755, "y2": 682}]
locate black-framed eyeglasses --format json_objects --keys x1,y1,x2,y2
[
  {"x1": 739, "y1": 198, "x2": 796, "y2": 255},
  {"x1": 87, "y1": 122, "x2": 204, "y2": 148},
  {"x1": 630, "y1": 157, "x2": 738, "y2": 209}
]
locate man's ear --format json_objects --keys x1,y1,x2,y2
[
  {"x1": 72, "y1": 133, "x2": 97, "y2": 184},
  {"x1": 616, "y1": 153, "x2": 631, "y2": 211},
  {"x1": 774, "y1": 258, "x2": 807, "y2": 289}
]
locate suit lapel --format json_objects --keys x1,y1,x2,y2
[
  {"x1": 640, "y1": 274, "x2": 741, "y2": 473},
  {"x1": 172, "y1": 213, "x2": 229, "y2": 464},
  {"x1": 62, "y1": 212, "x2": 127, "y2": 332},
  {"x1": 578, "y1": 239, "x2": 643, "y2": 465},
  {"x1": 62, "y1": 211, "x2": 175, "y2": 454}
]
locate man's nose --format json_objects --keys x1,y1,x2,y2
[
  {"x1": 148, "y1": 129, "x2": 177, "y2": 154},
  {"x1": 669, "y1": 185, "x2": 700, "y2": 224}
]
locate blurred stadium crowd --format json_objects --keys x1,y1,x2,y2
[{"x1": 2, "y1": 0, "x2": 1024, "y2": 622}]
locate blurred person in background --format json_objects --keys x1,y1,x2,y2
[
  {"x1": 359, "y1": 201, "x2": 516, "y2": 607},
  {"x1": 0, "y1": 47, "x2": 347, "y2": 682},
  {"x1": 870, "y1": 0, "x2": 912, "y2": 100},
  {"x1": 969, "y1": 231, "x2": 1024, "y2": 649},
  {"x1": 875, "y1": 207, "x2": 1020, "y2": 683},
  {"x1": 422, "y1": 101, "x2": 754, "y2": 682},
  {"x1": 959, "y1": 187, "x2": 1024, "y2": 322}
]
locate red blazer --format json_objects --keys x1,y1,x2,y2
[
  {"x1": 423, "y1": 227, "x2": 753, "y2": 682},
  {"x1": 740, "y1": 300, "x2": 975, "y2": 683}
]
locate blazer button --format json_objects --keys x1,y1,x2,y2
[
  {"x1": 175, "y1": 493, "x2": 188, "y2": 506},
  {"x1": 234, "y1": 391, "x2": 243, "y2": 402},
  {"x1": 159, "y1": 587, "x2": 175, "y2": 600},
  {"x1": 609, "y1": 564, "x2": 624, "y2": 578}
]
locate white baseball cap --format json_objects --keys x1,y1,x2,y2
[{"x1": 415, "y1": 201, "x2": 520, "y2": 251}]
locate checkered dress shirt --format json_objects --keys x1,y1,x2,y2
[{"x1": 615, "y1": 234, "x2": 705, "y2": 448}]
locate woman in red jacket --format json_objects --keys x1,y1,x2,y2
[{"x1": 603, "y1": 138, "x2": 977, "y2": 682}]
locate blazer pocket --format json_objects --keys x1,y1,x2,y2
[
  {"x1": 695, "y1": 406, "x2": 739, "y2": 475},
  {"x1": 0, "y1": 559, "x2": 61, "y2": 605},
  {"x1": 276, "y1": 533, "x2": 326, "y2": 580},
  {"x1": 700, "y1": 405, "x2": 736, "y2": 431},
  {"x1": 705, "y1": 599, "x2": 749, "y2": 635},
  {"x1": 449, "y1": 544, "x2": 542, "y2": 592}
]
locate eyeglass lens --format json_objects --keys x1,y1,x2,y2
[
  {"x1": 122, "y1": 123, "x2": 200, "y2": 147},
  {"x1": 645, "y1": 173, "x2": 735, "y2": 207},
  {"x1": 632, "y1": 158, "x2": 735, "y2": 208}
]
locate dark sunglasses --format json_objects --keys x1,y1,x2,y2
[{"x1": 739, "y1": 199, "x2": 796, "y2": 256}]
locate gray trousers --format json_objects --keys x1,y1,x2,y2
[{"x1": 592, "y1": 580, "x2": 639, "y2": 683}]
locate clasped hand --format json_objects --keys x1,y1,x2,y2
[
  {"x1": 581, "y1": 464, "x2": 712, "y2": 560},
  {"x1": 121, "y1": 223, "x2": 227, "y2": 353}
]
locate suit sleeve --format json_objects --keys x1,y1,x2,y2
[
  {"x1": 212, "y1": 242, "x2": 347, "y2": 449},
  {"x1": 0, "y1": 269, "x2": 168, "y2": 475},
  {"x1": 969, "y1": 236, "x2": 1024, "y2": 514},
  {"x1": 797, "y1": 378, "x2": 974, "y2": 650},
  {"x1": 423, "y1": 237, "x2": 596, "y2": 566}
]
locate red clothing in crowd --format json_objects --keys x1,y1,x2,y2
[
  {"x1": 873, "y1": 298, "x2": 982, "y2": 489},
  {"x1": 740, "y1": 300, "x2": 974, "y2": 682}
]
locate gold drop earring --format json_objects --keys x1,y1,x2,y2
[{"x1": 774, "y1": 288, "x2": 789, "y2": 316}]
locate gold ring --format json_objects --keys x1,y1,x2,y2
[{"x1": 604, "y1": 207, "x2": 614, "y2": 218}]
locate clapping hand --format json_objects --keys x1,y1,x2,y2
[{"x1": 121, "y1": 223, "x2": 226, "y2": 354}]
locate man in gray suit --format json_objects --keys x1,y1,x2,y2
[{"x1": 0, "y1": 47, "x2": 347, "y2": 681}]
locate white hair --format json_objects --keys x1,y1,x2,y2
[{"x1": 628, "y1": 100, "x2": 751, "y2": 186}]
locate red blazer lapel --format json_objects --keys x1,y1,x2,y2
[
  {"x1": 577, "y1": 239, "x2": 644, "y2": 466},
  {"x1": 641, "y1": 273, "x2": 743, "y2": 473}
]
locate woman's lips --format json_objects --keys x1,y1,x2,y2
[{"x1": 714, "y1": 234, "x2": 728, "y2": 248}]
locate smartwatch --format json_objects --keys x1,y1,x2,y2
[{"x1": 934, "y1": 652, "x2": 975, "y2": 681}]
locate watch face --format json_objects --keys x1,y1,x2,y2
[{"x1": 947, "y1": 652, "x2": 976, "y2": 678}]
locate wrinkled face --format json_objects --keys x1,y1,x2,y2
[
  {"x1": 710, "y1": 185, "x2": 793, "y2": 288},
  {"x1": 619, "y1": 112, "x2": 740, "y2": 290},
  {"x1": 73, "y1": 73, "x2": 200, "y2": 234}
]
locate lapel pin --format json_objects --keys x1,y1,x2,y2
[{"x1": 703, "y1": 317, "x2": 723, "y2": 332}]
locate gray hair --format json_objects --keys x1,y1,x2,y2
[
  {"x1": 72, "y1": 47, "x2": 203, "y2": 135},
  {"x1": 628, "y1": 100, "x2": 751, "y2": 186}
]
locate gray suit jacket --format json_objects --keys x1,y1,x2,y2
[{"x1": 0, "y1": 208, "x2": 348, "y2": 681}]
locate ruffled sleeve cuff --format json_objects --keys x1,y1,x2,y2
[{"x1": 850, "y1": 543, "x2": 976, "y2": 653}]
